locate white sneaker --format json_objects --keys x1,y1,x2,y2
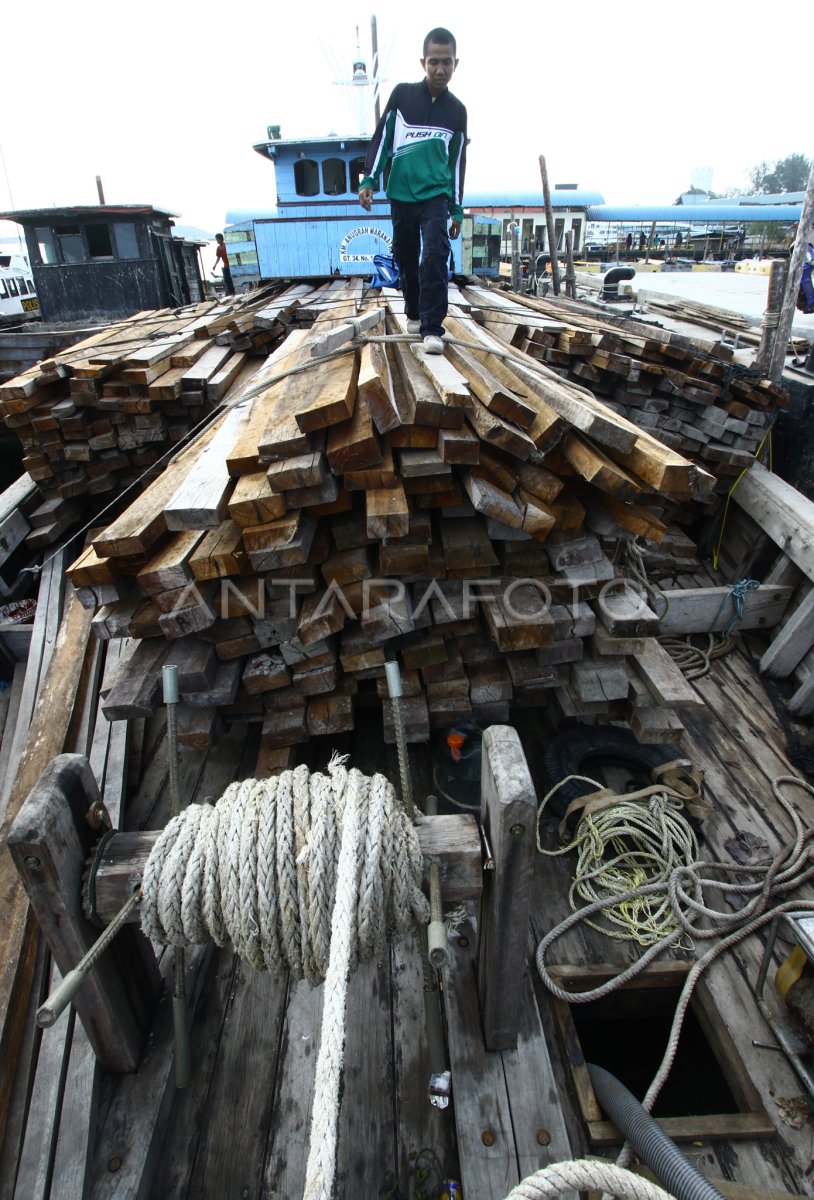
[
  {"x1": 423, "y1": 335, "x2": 444, "y2": 354},
  {"x1": 406, "y1": 319, "x2": 421, "y2": 334}
]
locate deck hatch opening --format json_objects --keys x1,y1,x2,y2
[
  {"x1": 572, "y1": 987, "x2": 736, "y2": 1118},
  {"x1": 550, "y1": 964, "x2": 774, "y2": 1145}
]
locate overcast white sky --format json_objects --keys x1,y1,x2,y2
[{"x1": 0, "y1": 0, "x2": 809, "y2": 247}]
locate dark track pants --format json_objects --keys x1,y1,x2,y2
[{"x1": 390, "y1": 194, "x2": 450, "y2": 337}]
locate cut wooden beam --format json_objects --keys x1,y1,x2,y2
[
  {"x1": 595, "y1": 587, "x2": 661, "y2": 637},
  {"x1": 658, "y1": 586, "x2": 792, "y2": 636},
  {"x1": 759, "y1": 585, "x2": 814, "y2": 678},
  {"x1": 629, "y1": 638, "x2": 705, "y2": 708},
  {"x1": 561, "y1": 431, "x2": 644, "y2": 498},
  {"x1": 366, "y1": 483, "x2": 410, "y2": 539},
  {"x1": 228, "y1": 331, "x2": 311, "y2": 473},
  {"x1": 92, "y1": 413, "x2": 229, "y2": 558},
  {"x1": 293, "y1": 348, "x2": 359, "y2": 433},
  {"x1": 733, "y1": 463, "x2": 814, "y2": 585}
]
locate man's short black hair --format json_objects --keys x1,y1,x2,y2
[{"x1": 423, "y1": 27, "x2": 456, "y2": 56}]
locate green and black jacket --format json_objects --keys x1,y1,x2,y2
[{"x1": 360, "y1": 80, "x2": 467, "y2": 223}]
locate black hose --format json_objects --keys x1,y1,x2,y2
[{"x1": 588, "y1": 1064, "x2": 726, "y2": 1200}]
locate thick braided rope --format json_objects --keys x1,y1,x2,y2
[
  {"x1": 303, "y1": 762, "x2": 360, "y2": 1200},
  {"x1": 140, "y1": 757, "x2": 429, "y2": 979},
  {"x1": 141, "y1": 758, "x2": 429, "y2": 1200},
  {"x1": 503, "y1": 1159, "x2": 675, "y2": 1199}
]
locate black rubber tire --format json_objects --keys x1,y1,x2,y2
[{"x1": 541, "y1": 726, "x2": 684, "y2": 822}]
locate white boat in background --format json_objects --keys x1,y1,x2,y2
[{"x1": 0, "y1": 252, "x2": 39, "y2": 323}]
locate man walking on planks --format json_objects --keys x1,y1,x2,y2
[{"x1": 358, "y1": 27, "x2": 467, "y2": 354}]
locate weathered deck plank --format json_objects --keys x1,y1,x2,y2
[
  {"x1": 261, "y1": 975, "x2": 322, "y2": 1197},
  {"x1": 188, "y1": 961, "x2": 287, "y2": 1198},
  {"x1": 334, "y1": 954, "x2": 394, "y2": 1198},
  {"x1": 390, "y1": 931, "x2": 459, "y2": 1186},
  {"x1": 147, "y1": 954, "x2": 239, "y2": 1199}
]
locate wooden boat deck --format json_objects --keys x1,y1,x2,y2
[{"x1": 4, "y1": 641, "x2": 814, "y2": 1200}]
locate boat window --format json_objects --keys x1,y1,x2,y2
[
  {"x1": 349, "y1": 158, "x2": 367, "y2": 191},
  {"x1": 57, "y1": 226, "x2": 86, "y2": 263},
  {"x1": 114, "y1": 222, "x2": 141, "y2": 259},
  {"x1": 294, "y1": 159, "x2": 320, "y2": 197},
  {"x1": 6, "y1": 278, "x2": 18, "y2": 296},
  {"x1": 322, "y1": 158, "x2": 347, "y2": 196},
  {"x1": 17, "y1": 278, "x2": 29, "y2": 294},
  {"x1": 0, "y1": 256, "x2": 9, "y2": 268},
  {"x1": 0, "y1": 279, "x2": 8, "y2": 299},
  {"x1": 571, "y1": 219, "x2": 582, "y2": 252},
  {"x1": 87, "y1": 223, "x2": 114, "y2": 259},
  {"x1": 35, "y1": 227, "x2": 58, "y2": 265}
]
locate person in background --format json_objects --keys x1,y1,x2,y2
[
  {"x1": 212, "y1": 234, "x2": 234, "y2": 295},
  {"x1": 358, "y1": 27, "x2": 467, "y2": 355},
  {"x1": 797, "y1": 242, "x2": 814, "y2": 314}
]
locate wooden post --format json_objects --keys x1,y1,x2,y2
[
  {"x1": 477, "y1": 725, "x2": 536, "y2": 1051},
  {"x1": 645, "y1": 219, "x2": 656, "y2": 265},
  {"x1": 538, "y1": 155, "x2": 561, "y2": 296},
  {"x1": 565, "y1": 229, "x2": 576, "y2": 299},
  {"x1": 768, "y1": 152, "x2": 814, "y2": 382},
  {"x1": 754, "y1": 259, "x2": 788, "y2": 374},
  {"x1": 8, "y1": 754, "x2": 161, "y2": 1073}
]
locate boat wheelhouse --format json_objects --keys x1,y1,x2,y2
[
  {"x1": 227, "y1": 128, "x2": 475, "y2": 282},
  {"x1": 0, "y1": 252, "x2": 39, "y2": 323}
]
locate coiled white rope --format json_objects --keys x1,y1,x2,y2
[
  {"x1": 504, "y1": 1159, "x2": 675, "y2": 1199},
  {"x1": 658, "y1": 634, "x2": 734, "y2": 680},
  {"x1": 536, "y1": 774, "x2": 703, "y2": 947},
  {"x1": 536, "y1": 773, "x2": 814, "y2": 1168},
  {"x1": 140, "y1": 755, "x2": 429, "y2": 1200}
]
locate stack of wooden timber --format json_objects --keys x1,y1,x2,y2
[
  {"x1": 636, "y1": 288, "x2": 810, "y2": 355},
  {"x1": 0, "y1": 280, "x2": 358, "y2": 551},
  {"x1": 575, "y1": 270, "x2": 810, "y2": 355},
  {"x1": 466, "y1": 286, "x2": 787, "y2": 487},
  {"x1": 60, "y1": 288, "x2": 765, "y2": 756}
]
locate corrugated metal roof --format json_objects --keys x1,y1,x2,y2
[
  {"x1": 466, "y1": 190, "x2": 605, "y2": 208},
  {"x1": 731, "y1": 191, "x2": 805, "y2": 205},
  {"x1": 586, "y1": 204, "x2": 803, "y2": 223}
]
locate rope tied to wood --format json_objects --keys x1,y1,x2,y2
[{"x1": 710, "y1": 576, "x2": 761, "y2": 638}]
